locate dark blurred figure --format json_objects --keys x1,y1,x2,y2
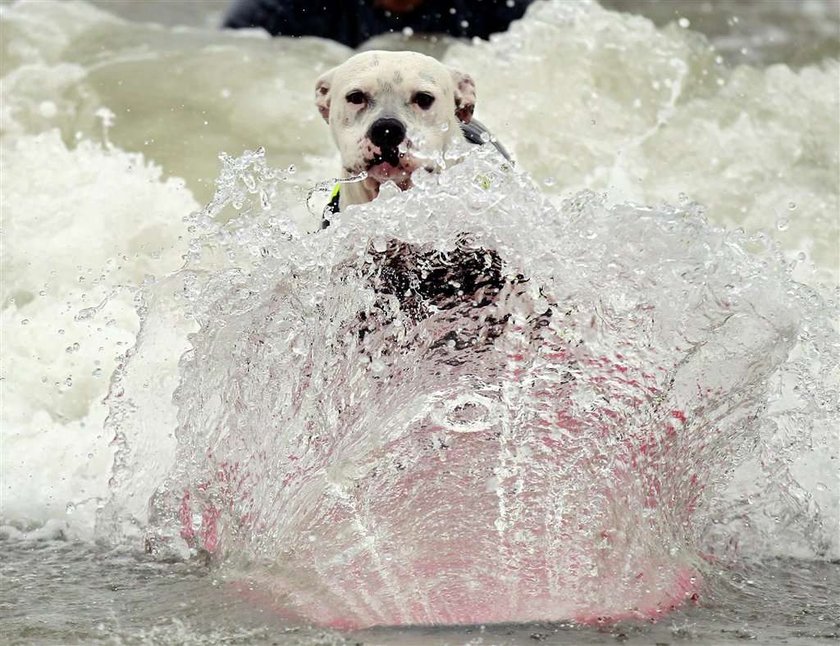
[{"x1": 223, "y1": 0, "x2": 536, "y2": 48}]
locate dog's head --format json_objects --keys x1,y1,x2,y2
[{"x1": 315, "y1": 51, "x2": 476, "y2": 200}]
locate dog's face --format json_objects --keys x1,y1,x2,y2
[{"x1": 315, "y1": 51, "x2": 476, "y2": 200}]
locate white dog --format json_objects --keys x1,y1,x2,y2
[{"x1": 314, "y1": 50, "x2": 476, "y2": 212}]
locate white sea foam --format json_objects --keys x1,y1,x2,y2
[{"x1": 1, "y1": 129, "x2": 195, "y2": 537}]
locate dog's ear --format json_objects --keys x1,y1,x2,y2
[
  {"x1": 315, "y1": 69, "x2": 334, "y2": 123},
  {"x1": 449, "y1": 68, "x2": 476, "y2": 124}
]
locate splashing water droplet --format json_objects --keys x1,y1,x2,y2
[{"x1": 38, "y1": 100, "x2": 57, "y2": 118}]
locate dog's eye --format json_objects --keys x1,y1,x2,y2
[
  {"x1": 413, "y1": 92, "x2": 435, "y2": 110},
  {"x1": 346, "y1": 91, "x2": 367, "y2": 105}
]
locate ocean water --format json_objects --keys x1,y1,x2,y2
[{"x1": 1, "y1": 0, "x2": 838, "y2": 644}]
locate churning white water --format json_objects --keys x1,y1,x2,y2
[{"x1": 1, "y1": 0, "x2": 838, "y2": 643}]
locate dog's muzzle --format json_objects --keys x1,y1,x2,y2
[{"x1": 368, "y1": 117, "x2": 406, "y2": 167}]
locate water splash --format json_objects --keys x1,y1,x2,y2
[
  {"x1": 112, "y1": 146, "x2": 837, "y2": 627},
  {"x1": 2, "y1": 0, "x2": 836, "y2": 628}
]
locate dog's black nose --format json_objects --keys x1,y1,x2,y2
[{"x1": 369, "y1": 118, "x2": 406, "y2": 149}]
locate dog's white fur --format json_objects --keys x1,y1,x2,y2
[{"x1": 315, "y1": 50, "x2": 476, "y2": 210}]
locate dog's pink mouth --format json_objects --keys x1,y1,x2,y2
[
  {"x1": 365, "y1": 138, "x2": 421, "y2": 172},
  {"x1": 368, "y1": 160, "x2": 408, "y2": 175},
  {"x1": 365, "y1": 152, "x2": 419, "y2": 188}
]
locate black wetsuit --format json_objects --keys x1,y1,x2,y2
[{"x1": 223, "y1": 0, "x2": 536, "y2": 48}]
